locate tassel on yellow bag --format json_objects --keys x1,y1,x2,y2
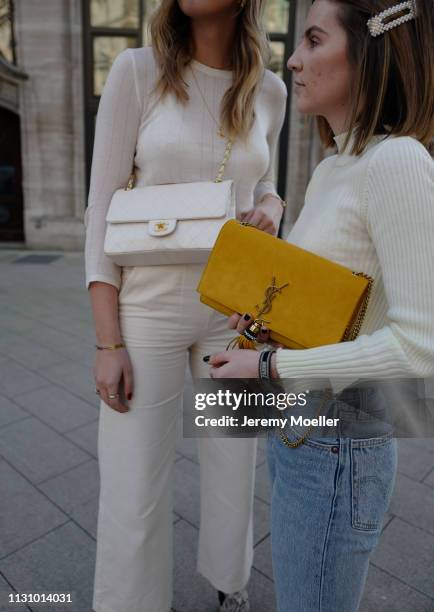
[
  {"x1": 226, "y1": 319, "x2": 263, "y2": 350},
  {"x1": 226, "y1": 277, "x2": 289, "y2": 350}
]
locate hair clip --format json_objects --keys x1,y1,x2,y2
[{"x1": 367, "y1": 1, "x2": 416, "y2": 37}]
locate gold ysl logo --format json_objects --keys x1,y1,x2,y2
[{"x1": 255, "y1": 276, "x2": 289, "y2": 321}]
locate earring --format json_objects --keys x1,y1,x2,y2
[{"x1": 240, "y1": 0, "x2": 246, "y2": 7}]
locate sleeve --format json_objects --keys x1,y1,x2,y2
[
  {"x1": 84, "y1": 48, "x2": 142, "y2": 290},
  {"x1": 253, "y1": 74, "x2": 287, "y2": 205},
  {"x1": 276, "y1": 138, "x2": 434, "y2": 380}
]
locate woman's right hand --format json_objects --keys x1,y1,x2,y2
[{"x1": 93, "y1": 347, "x2": 134, "y2": 413}]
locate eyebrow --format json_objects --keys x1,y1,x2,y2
[{"x1": 305, "y1": 26, "x2": 328, "y2": 37}]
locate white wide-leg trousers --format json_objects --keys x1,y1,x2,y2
[{"x1": 92, "y1": 264, "x2": 257, "y2": 612}]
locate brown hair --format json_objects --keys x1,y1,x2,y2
[
  {"x1": 149, "y1": 0, "x2": 270, "y2": 141},
  {"x1": 316, "y1": 0, "x2": 434, "y2": 154}
]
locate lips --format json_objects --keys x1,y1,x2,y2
[{"x1": 294, "y1": 81, "x2": 305, "y2": 87}]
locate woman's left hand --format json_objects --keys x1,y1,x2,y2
[
  {"x1": 238, "y1": 194, "x2": 284, "y2": 236},
  {"x1": 207, "y1": 350, "x2": 260, "y2": 378}
]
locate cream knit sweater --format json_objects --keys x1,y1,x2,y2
[
  {"x1": 85, "y1": 47, "x2": 287, "y2": 290},
  {"x1": 276, "y1": 133, "x2": 434, "y2": 380}
]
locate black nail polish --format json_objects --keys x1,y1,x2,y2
[
  {"x1": 244, "y1": 313, "x2": 251, "y2": 321},
  {"x1": 203, "y1": 355, "x2": 210, "y2": 362}
]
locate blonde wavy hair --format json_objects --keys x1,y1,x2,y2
[{"x1": 149, "y1": 0, "x2": 270, "y2": 141}]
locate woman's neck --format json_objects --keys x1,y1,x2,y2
[
  {"x1": 323, "y1": 104, "x2": 353, "y2": 138},
  {"x1": 190, "y1": 17, "x2": 237, "y2": 70}
]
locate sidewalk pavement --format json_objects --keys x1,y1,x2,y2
[{"x1": 0, "y1": 249, "x2": 433, "y2": 612}]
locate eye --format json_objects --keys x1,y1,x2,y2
[{"x1": 308, "y1": 36, "x2": 319, "y2": 48}]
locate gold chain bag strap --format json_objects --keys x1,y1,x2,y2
[
  {"x1": 103, "y1": 138, "x2": 236, "y2": 266},
  {"x1": 278, "y1": 389, "x2": 334, "y2": 448},
  {"x1": 124, "y1": 139, "x2": 234, "y2": 190}
]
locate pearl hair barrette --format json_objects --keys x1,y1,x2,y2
[{"x1": 367, "y1": 1, "x2": 417, "y2": 37}]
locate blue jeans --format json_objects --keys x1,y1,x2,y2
[{"x1": 267, "y1": 393, "x2": 397, "y2": 612}]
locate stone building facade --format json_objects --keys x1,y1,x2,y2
[{"x1": 0, "y1": 0, "x2": 322, "y2": 250}]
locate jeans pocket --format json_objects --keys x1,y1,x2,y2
[{"x1": 351, "y1": 438, "x2": 397, "y2": 532}]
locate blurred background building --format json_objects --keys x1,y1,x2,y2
[{"x1": 0, "y1": 0, "x2": 322, "y2": 251}]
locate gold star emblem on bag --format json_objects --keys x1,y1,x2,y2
[{"x1": 154, "y1": 222, "x2": 168, "y2": 232}]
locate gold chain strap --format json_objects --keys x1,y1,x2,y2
[
  {"x1": 342, "y1": 272, "x2": 374, "y2": 342},
  {"x1": 125, "y1": 139, "x2": 234, "y2": 190},
  {"x1": 215, "y1": 139, "x2": 234, "y2": 183},
  {"x1": 279, "y1": 389, "x2": 334, "y2": 448}
]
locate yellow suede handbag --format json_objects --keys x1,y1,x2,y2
[{"x1": 196, "y1": 220, "x2": 373, "y2": 350}]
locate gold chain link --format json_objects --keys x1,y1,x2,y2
[
  {"x1": 214, "y1": 139, "x2": 234, "y2": 183},
  {"x1": 279, "y1": 389, "x2": 334, "y2": 448},
  {"x1": 342, "y1": 272, "x2": 374, "y2": 341}
]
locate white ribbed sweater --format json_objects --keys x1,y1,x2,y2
[
  {"x1": 85, "y1": 47, "x2": 287, "y2": 289},
  {"x1": 276, "y1": 133, "x2": 434, "y2": 379}
]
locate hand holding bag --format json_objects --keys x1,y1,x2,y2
[
  {"x1": 104, "y1": 140, "x2": 235, "y2": 266},
  {"x1": 197, "y1": 220, "x2": 373, "y2": 350}
]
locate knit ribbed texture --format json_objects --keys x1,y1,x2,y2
[
  {"x1": 85, "y1": 47, "x2": 287, "y2": 290},
  {"x1": 276, "y1": 135, "x2": 434, "y2": 380}
]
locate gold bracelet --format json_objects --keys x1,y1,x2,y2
[
  {"x1": 259, "y1": 194, "x2": 286, "y2": 209},
  {"x1": 95, "y1": 343, "x2": 125, "y2": 351}
]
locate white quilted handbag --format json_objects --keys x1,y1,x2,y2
[{"x1": 104, "y1": 140, "x2": 235, "y2": 266}]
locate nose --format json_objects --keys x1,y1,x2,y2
[{"x1": 287, "y1": 45, "x2": 302, "y2": 72}]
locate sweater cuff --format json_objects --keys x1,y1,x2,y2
[{"x1": 86, "y1": 273, "x2": 121, "y2": 291}]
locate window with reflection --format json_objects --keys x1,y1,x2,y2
[
  {"x1": 264, "y1": 0, "x2": 290, "y2": 35},
  {"x1": 0, "y1": 0, "x2": 16, "y2": 64},
  {"x1": 91, "y1": 0, "x2": 139, "y2": 28},
  {"x1": 266, "y1": 0, "x2": 291, "y2": 77},
  {"x1": 269, "y1": 41, "x2": 286, "y2": 78},
  {"x1": 93, "y1": 35, "x2": 137, "y2": 95}
]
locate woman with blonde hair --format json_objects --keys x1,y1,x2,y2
[
  {"x1": 207, "y1": 0, "x2": 434, "y2": 609},
  {"x1": 85, "y1": 1, "x2": 287, "y2": 611}
]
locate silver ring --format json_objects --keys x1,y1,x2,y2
[{"x1": 108, "y1": 393, "x2": 119, "y2": 400}]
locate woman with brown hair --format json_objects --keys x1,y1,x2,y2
[
  {"x1": 207, "y1": 0, "x2": 434, "y2": 610},
  {"x1": 85, "y1": 1, "x2": 287, "y2": 611}
]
